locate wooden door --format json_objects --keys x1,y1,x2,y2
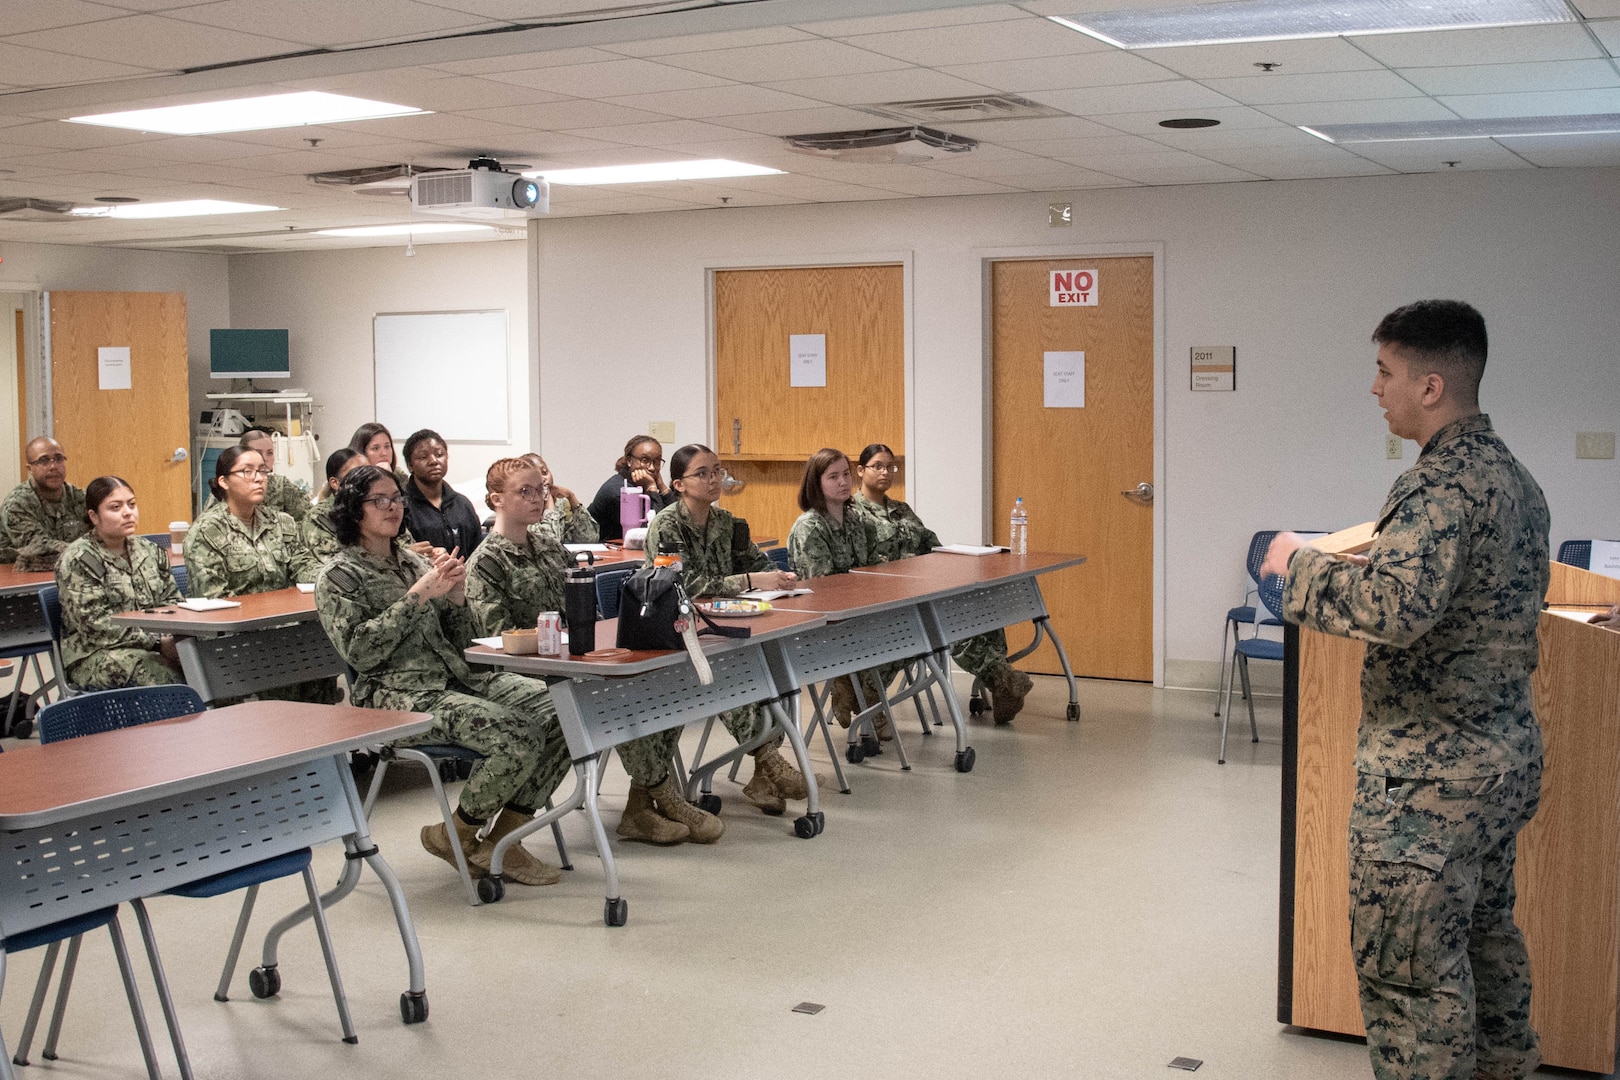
[
  {"x1": 991, "y1": 256, "x2": 1154, "y2": 681},
  {"x1": 48, "y1": 291, "x2": 192, "y2": 526},
  {"x1": 714, "y1": 265, "x2": 904, "y2": 545}
]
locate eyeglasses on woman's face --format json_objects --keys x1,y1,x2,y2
[
  {"x1": 230, "y1": 467, "x2": 273, "y2": 479},
  {"x1": 363, "y1": 494, "x2": 407, "y2": 510},
  {"x1": 510, "y1": 484, "x2": 549, "y2": 501},
  {"x1": 681, "y1": 467, "x2": 721, "y2": 483},
  {"x1": 862, "y1": 462, "x2": 900, "y2": 474}
]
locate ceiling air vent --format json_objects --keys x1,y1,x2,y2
[
  {"x1": 0, "y1": 197, "x2": 77, "y2": 222},
  {"x1": 860, "y1": 94, "x2": 1067, "y2": 126},
  {"x1": 784, "y1": 126, "x2": 977, "y2": 164}
]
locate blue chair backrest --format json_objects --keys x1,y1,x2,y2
[
  {"x1": 1556, "y1": 540, "x2": 1593, "y2": 570},
  {"x1": 139, "y1": 532, "x2": 172, "y2": 550},
  {"x1": 38, "y1": 685, "x2": 206, "y2": 743},
  {"x1": 1244, "y1": 531, "x2": 1279, "y2": 585},
  {"x1": 171, "y1": 562, "x2": 189, "y2": 598},
  {"x1": 595, "y1": 567, "x2": 637, "y2": 620},
  {"x1": 1256, "y1": 571, "x2": 1287, "y2": 625},
  {"x1": 39, "y1": 584, "x2": 63, "y2": 645},
  {"x1": 767, "y1": 547, "x2": 791, "y2": 572}
]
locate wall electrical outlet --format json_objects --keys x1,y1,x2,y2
[
  {"x1": 1385, "y1": 434, "x2": 1403, "y2": 460},
  {"x1": 648, "y1": 420, "x2": 676, "y2": 443},
  {"x1": 1575, "y1": 431, "x2": 1616, "y2": 460}
]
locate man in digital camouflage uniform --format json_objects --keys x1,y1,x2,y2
[
  {"x1": 1264, "y1": 300, "x2": 1547, "y2": 1080},
  {"x1": 0, "y1": 436, "x2": 87, "y2": 568}
]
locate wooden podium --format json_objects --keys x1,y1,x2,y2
[{"x1": 1279, "y1": 563, "x2": 1620, "y2": 1072}]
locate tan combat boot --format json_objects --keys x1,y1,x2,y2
[
  {"x1": 828, "y1": 676, "x2": 857, "y2": 728},
  {"x1": 648, "y1": 775, "x2": 724, "y2": 843},
  {"x1": 616, "y1": 784, "x2": 691, "y2": 845},
  {"x1": 421, "y1": 811, "x2": 487, "y2": 878},
  {"x1": 482, "y1": 807, "x2": 565, "y2": 885},
  {"x1": 753, "y1": 746, "x2": 826, "y2": 802},
  {"x1": 990, "y1": 665, "x2": 1034, "y2": 725},
  {"x1": 741, "y1": 761, "x2": 787, "y2": 815}
]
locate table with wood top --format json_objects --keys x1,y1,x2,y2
[
  {"x1": 464, "y1": 607, "x2": 829, "y2": 921},
  {"x1": 111, "y1": 587, "x2": 343, "y2": 702},
  {"x1": 0, "y1": 701, "x2": 435, "y2": 1046}
]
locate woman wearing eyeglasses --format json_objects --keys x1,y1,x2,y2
[
  {"x1": 645, "y1": 444, "x2": 814, "y2": 816},
  {"x1": 185, "y1": 445, "x2": 337, "y2": 703},
  {"x1": 851, "y1": 443, "x2": 1034, "y2": 724},
  {"x1": 315, "y1": 465, "x2": 571, "y2": 887},
  {"x1": 467, "y1": 458, "x2": 707, "y2": 844},
  {"x1": 56, "y1": 475, "x2": 184, "y2": 690},
  {"x1": 587, "y1": 436, "x2": 675, "y2": 544},
  {"x1": 519, "y1": 453, "x2": 598, "y2": 545}
]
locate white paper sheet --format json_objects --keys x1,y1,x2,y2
[
  {"x1": 933, "y1": 544, "x2": 1006, "y2": 556},
  {"x1": 1590, "y1": 539, "x2": 1620, "y2": 580},
  {"x1": 789, "y1": 333, "x2": 826, "y2": 388},
  {"x1": 1043, "y1": 351, "x2": 1084, "y2": 408},
  {"x1": 565, "y1": 543, "x2": 610, "y2": 553},
  {"x1": 98, "y1": 346, "x2": 132, "y2": 391},
  {"x1": 176, "y1": 597, "x2": 240, "y2": 611}
]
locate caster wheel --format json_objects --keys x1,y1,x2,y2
[
  {"x1": 248, "y1": 966, "x2": 281, "y2": 999},
  {"x1": 697, "y1": 793, "x2": 722, "y2": 815},
  {"x1": 10, "y1": 718, "x2": 33, "y2": 741},
  {"x1": 810, "y1": 811, "x2": 825, "y2": 836},
  {"x1": 604, "y1": 897, "x2": 628, "y2": 926},
  {"x1": 954, "y1": 747, "x2": 976, "y2": 773},
  {"x1": 860, "y1": 734, "x2": 881, "y2": 757},
  {"x1": 793, "y1": 815, "x2": 816, "y2": 839},
  {"x1": 476, "y1": 875, "x2": 505, "y2": 904},
  {"x1": 400, "y1": 991, "x2": 428, "y2": 1024},
  {"x1": 845, "y1": 743, "x2": 865, "y2": 764},
  {"x1": 1066, "y1": 702, "x2": 1080, "y2": 722},
  {"x1": 969, "y1": 697, "x2": 986, "y2": 716},
  {"x1": 435, "y1": 758, "x2": 459, "y2": 782}
]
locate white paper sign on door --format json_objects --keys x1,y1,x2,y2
[
  {"x1": 1590, "y1": 539, "x2": 1620, "y2": 580},
  {"x1": 98, "y1": 346, "x2": 132, "y2": 390},
  {"x1": 789, "y1": 334, "x2": 826, "y2": 388},
  {"x1": 1044, "y1": 351, "x2": 1085, "y2": 408},
  {"x1": 1050, "y1": 268, "x2": 1098, "y2": 306}
]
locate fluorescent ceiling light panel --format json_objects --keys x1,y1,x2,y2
[
  {"x1": 1304, "y1": 113, "x2": 1620, "y2": 141},
  {"x1": 1049, "y1": 0, "x2": 1575, "y2": 49},
  {"x1": 70, "y1": 199, "x2": 281, "y2": 219},
  {"x1": 529, "y1": 159, "x2": 783, "y2": 185},
  {"x1": 66, "y1": 91, "x2": 426, "y2": 135},
  {"x1": 315, "y1": 223, "x2": 496, "y2": 236}
]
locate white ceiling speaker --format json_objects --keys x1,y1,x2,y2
[{"x1": 783, "y1": 126, "x2": 977, "y2": 164}]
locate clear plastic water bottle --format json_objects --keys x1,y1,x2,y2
[{"x1": 1009, "y1": 497, "x2": 1029, "y2": 555}]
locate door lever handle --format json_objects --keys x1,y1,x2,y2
[{"x1": 1120, "y1": 482, "x2": 1153, "y2": 503}]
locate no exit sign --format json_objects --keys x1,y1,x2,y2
[{"x1": 1049, "y1": 268, "x2": 1098, "y2": 306}]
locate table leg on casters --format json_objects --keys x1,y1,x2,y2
[
  {"x1": 1036, "y1": 617, "x2": 1082, "y2": 722},
  {"x1": 480, "y1": 757, "x2": 591, "y2": 905},
  {"x1": 578, "y1": 756, "x2": 627, "y2": 926},
  {"x1": 923, "y1": 649, "x2": 975, "y2": 772},
  {"x1": 770, "y1": 698, "x2": 823, "y2": 838}
]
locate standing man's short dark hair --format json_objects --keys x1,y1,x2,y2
[{"x1": 1262, "y1": 301, "x2": 1549, "y2": 1080}]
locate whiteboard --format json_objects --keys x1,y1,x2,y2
[{"x1": 374, "y1": 310, "x2": 508, "y2": 442}]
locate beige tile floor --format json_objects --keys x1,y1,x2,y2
[{"x1": 0, "y1": 676, "x2": 1585, "y2": 1080}]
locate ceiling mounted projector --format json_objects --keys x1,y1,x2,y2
[
  {"x1": 783, "y1": 126, "x2": 977, "y2": 164},
  {"x1": 410, "y1": 156, "x2": 548, "y2": 220}
]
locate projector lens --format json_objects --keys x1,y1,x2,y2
[{"x1": 513, "y1": 180, "x2": 540, "y2": 208}]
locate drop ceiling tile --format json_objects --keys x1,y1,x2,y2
[
  {"x1": 458, "y1": 100, "x2": 670, "y2": 131},
  {"x1": 710, "y1": 106, "x2": 909, "y2": 136},
  {"x1": 165, "y1": 0, "x2": 490, "y2": 47},
  {"x1": 845, "y1": 17, "x2": 1113, "y2": 66},
  {"x1": 873, "y1": 172, "x2": 1028, "y2": 195},
  {"x1": 657, "y1": 39, "x2": 912, "y2": 83},
  {"x1": 1093, "y1": 103, "x2": 1288, "y2": 133},
  {"x1": 1440, "y1": 87, "x2": 1620, "y2": 117},
  {"x1": 1201, "y1": 70, "x2": 1424, "y2": 106},
  {"x1": 618, "y1": 135, "x2": 795, "y2": 163},
  {"x1": 295, "y1": 70, "x2": 567, "y2": 112},
  {"x1": 1572, "y1": 0, "x2": 1620, "y2": 14},
  {"x1": 1398, "y1": 59, "x2": 1620, "y2": 96},
  {"x1": 1140, "y1": 124, "x2": 1330, "y2": 151},
  {"x1": 203, "y1": 124, "x2": 404, "y2": 152},
  {"x1": 428, "y1": 47, "x2": 627, "y2": 74},
  {"x1": 112, "y1": 160, "x2": 273, "y2": 183},
  {"x1": 1141, "y1": 38, "x2": 1388, "y2": 80},
  {"x1": 917, "y1": 147, "x2": 1072, "y2": 176},
  {"x1": 421, "y1": 0, "x2": 652, "y2": 16},
  {"x1": 94, "y1": 136, "x2": 273, "y2": 163},
  {"x1": 793, "y1": 5, "x2": 1025, "y2": 38},
  {"x1": 195, "y1": 148, "x2": 397, "y2": 175},
  {"x1": 529, "y1": 145, "x2": 710, "y2": 169},
  {"x1": 1, "y1": 121, "x2": 170, "y2": 151},
  {"x1": 1, "y1": 0, "x2": 131, "y2": 34},
  {"x1": 1583, "y1": 19, "x2": 1620, "y2": 56},
  {"x1": 9, "y1": 14, "x2": 306, "y2": 69},
  {"x1": 602, "y1": 85, "x2": 826, "y2": 119},
  {"x1": 994, "y1": 168, "x2": 1139, "y2": 190},
  {"x1": 939, "y1": 50, "x2": 1181, "y2": 92},
  {"x1": 1221, "y1": 151, "x2": 1396, "y2": 179},
  {"x1": 1259, "y1": 98, "x2": 1459, "y2": 126},
  {"x1": 1347, "y1": 138, "x2": 1534, "y2": 171},
  {"x1": 564, "y1": 119, "x2": 756, "y2": 147},
  {"x1": 1496, "y1": 131, "x2": 1620, "y2": 165},
  {"x1": 606, "y1": 26, "x2": 815, "y2": 58},
  {"x1": 0, "y1": 40, "x2": 156, "y2": 85},
  {"x1": 1036, "y1": 134, "x2": 1187, "y2": 159},
  {"x1": 764, "y1": 69, "x2": 996, "y2": 107},
  {"x1": 1027, "y1": 80, "x2": 1240, "y2": 115},
  {"x1": 482, "y1": 58, "x2": 730, "y2": 97},
  {"x1": 929, "y1": 114, "x2": 1121, "y2": 142},
  {"x1": 341, "y1": 112, "x2": 542, "y2": 144},
  {"x1": 1351, "y1": 24, "x2": 1603, "y2": 68}
]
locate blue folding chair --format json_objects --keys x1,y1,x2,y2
[
  {"x1": 170, "y1": 563, "x2": 188, "y2": 598},
  {"x1": 4, "y1": 905, "x2": 175, "y2": 1080},
  {"x1": 1218, "y1": 572, "x2": 1286, "y2": 764},
  {"x1": 595, "y1": 566, "x2": 636, "y2": 620},
  {"x1": 767, "y1": 547, "x2": 791, "y2": 572},
  {"x1": 37, "y1": 585, "x2": 76, "y2": 701},
  {"x1": 1556, "y1": 540, "x2": 1595, "y2": 569},
  {"x1": 0, "y1": 591, "x2": 55, "y2": 741},
  {"x1": 34, "y1": 686, "x2": 357, "y2": 1049},
  {"x1": 1215, "y1": 531, "x2": 1279, "y2": 719}
]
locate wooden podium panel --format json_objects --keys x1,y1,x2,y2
[{"x1": 1281, "y1": 564, "x2": 1620, "y2": 1072}]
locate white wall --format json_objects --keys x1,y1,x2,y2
[
  {"x1": 528, "y1": 167, "x2": 1620, "y2": 683},
  {"x1": 226, "y1": 240, "x2": 531, "y2": 504}
]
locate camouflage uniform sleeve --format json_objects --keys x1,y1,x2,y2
[
  {"x1": 183, "y1": 512, "x2": 234, "y2": 598},
  {"x1": 436, "y1": 595, "x2": 477, "y2": 649},
  {"x1": 1283, "y1": 479, "x2": 1468, "y2": 649},
  {"x1": 269, "y1": 474, "x2": 311, "y2": 522},
  {"x1": 60, "y1": 545, "x2": 159, "y2": 652},
  {"x1": 789, "y1": 513, "x2": 838, "y2": 579},
  {"x1": 643, "y1": 509, "x2": 671, "y2": 569},
  {"x1": 541, "y1": 497, "x2": 600, "y2": 544},
  {"x1": 2, "y1": 486, "x2": 73, "y2": 563},
  {"x1": 279, "y1": 510, "x2": 321, "y2": 584},
  {"x1": 464, "y1": 544, "x2": 514, "y2": 636},
  {"x1": 315, "y1": 558, "x2": 439, "y2": 672}
]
